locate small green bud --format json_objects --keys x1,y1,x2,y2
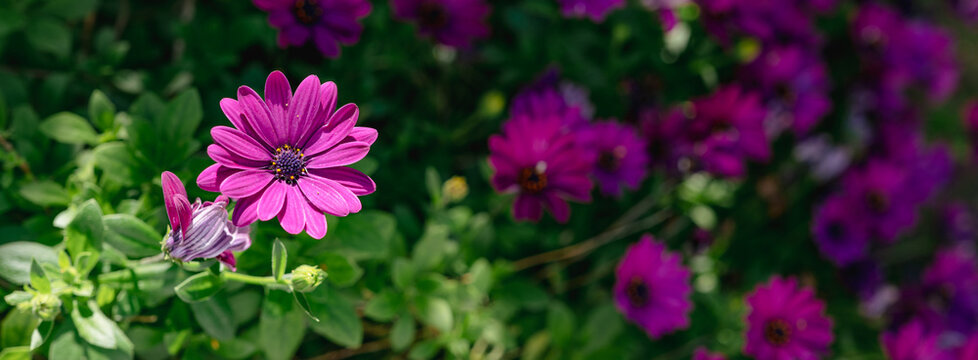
[
  {"x1": 31, "y1": 293, "x2": 61, "y2": 321},
  {"x1": 291, "y1": 265, "x2": 327, "y2": 293},
  {"x1": 441, "y1": 176, "x2": 468, "y2": 204}
]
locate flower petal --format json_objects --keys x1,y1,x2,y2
[
  {"x1": 278, "y1": 186, "x2": 307, "y2": 234},
  {"x1": 220, "y1": 98, "x2": 259, "y2": 142},
  {"x1": 207, "y1": 144, "x2": 266, "y2": 169},
  {"x1": 306, "y1": 141, "x2": 370, "y2": 169},
  {"x1": 264, "y1": 70, "x2": 293, "y2": 132},
  {"x1": 312, "y1": 26, "x2": 340, "y2": 58},
  {"x1": 302, "y1": 200, "x2": 327, "y2": 239},
  {"x1": 287, "y1": 75, "x2": 322, "y2": 146},
  {"x1": 197, "y1": 164, "x2": 236, "y2": 192},
  {"x1": 543, "y1": 192, "x2": 571, "y2": 223},
  {"x1": 161, "y1": 171, "x2": 192, "y2": 236},
  {"x1": 304, "y1": 104, "x2": 358, "y2": 156},
  {"x1": 513, "y1": 194, "x2": 542, "y2": 222},
  {"x1": 349, "y1": 126, "x2": 378, "y2": 145},
  {"x1": 211, "y1": 126, "x2": 272, "y2": 162},
  {"x1": 238, "y1": 86, "x2": 282, "y2": 148},
  {"x1": 320, "y1": 82, "x2": 338, "y2": 120},
  {"x1": 231, "y1": 194, "x2": 260, "y2": 227},
  {"x1": 220, "y1": 169, "x2": 273, "y2": 199},
  {"x1": 297, "y1": 176, "x2": 350, "y2": 216},
  {"x1": 310, "y1": 167, "x2": 375, "y2": 195},
  {"x1": 257, "y1": 181, "x2": 288, "y2": 221}
]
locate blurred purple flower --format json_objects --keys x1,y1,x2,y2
[
  {"x1": 511, "y1": 70, "x2": 592, "y2": 126},
  {"x1": 198, "y1": 71, "x2": 377, "y2": 239},
  {"x1": 577, "y1": 121, "x2": 649, "y2": 196},
  {"x1": 842, "y1": 260, "x2": 884, "y2": 301},
  {"x1": 613, "y1": 234, "x2": 692, "y2": 338},
  {"x1": 923, "y1": 248, "x2": 978, "y2": 333},
  {"x1": 943, "y1": 203, "x2": 976, "y2": 245},
  {"x1": 253, "y1": 0, "x2": 371, "y2": 57},
  {"x1": 812, "y1": 195, "x2": 870, "y2": 266},
  {"x1": 391, "y1": 0, "x2": 490, "y2": 48},
  {"x1": 744, "y1": 276, "x2": 833, "y2": 360},
  {"x1": 842, "y1": 160, "x2": 916, "y2": 243},
  {"x1": 558, "y1": 0, "x2": 624, "y2": 22},
  {"x1": 793, "y1": 135, "x2": 851, "y2": 182},
  {"x1": 696, "y1": 0, "x2": 822, "y2": 47},
  {"x1": 161, "y1": 172, "x2": 251, "y2": 271},
  {"x1": 951, "y1": 0, "x2": 978, "y2": 21},
  {"x1": 488, "y1": 113, "x2": 594, "y2": 223},
  {"x1": 882, "y1": 320, "x2": 952, "y2": 360},
  {"x1": 693, "y1": 347, "x2": 726, "y2": 360},
  {"x1": 744, "y1": 46, "x2": 831, "y2": 136}
]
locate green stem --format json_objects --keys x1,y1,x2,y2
[{"x1": 221, "y1": 271, "x2": 285, "y2": 286}]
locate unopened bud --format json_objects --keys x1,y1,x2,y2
[
  {"x1": 31, "y1": 293, "x2": 61, "y2": 321},
  {"x1": 291, "y1": 265, "x2": 327, "y2": 293},
  {"x1": 442, "y1": 176, "x2": 468, "y2": 203}
]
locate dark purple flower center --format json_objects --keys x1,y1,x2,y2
[
  {"x1": 294, "y1": 0, "x2": 324, "y2": 25},
  {"x1": 270, "y1": 145, "x2": 307, "y2": 186},
  {"x1": 417, "y1": 1, "x2": 449, "y2": 30},
  {"x1": 826, "y1": 222, "x2": 845, "y2": 242},
  {"x1": 625, "y1": 276, "x2": 650, "y2": 308},
  {"x1": 519, "y1": 164, "x2": 547, "y2": 194},
  {"x1": 866, "y1": 191, "x2": 889, "y2": 213},
  {"x1": 598, "y1": 146, "x2": 627, "y2": 172},
  {"x1": 763, "y1": 318, "x2": 792, "y2": 346}
]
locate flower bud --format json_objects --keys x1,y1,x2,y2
[
  {"x1": 31, "y1": 293, "x2": 61, "y2": 321},
  {"x1": 442, "y1": 176, "x2": 468, "y2": 203},
  {"x1": 291, "y1": 265, "x2": 327, "y2": 293}
]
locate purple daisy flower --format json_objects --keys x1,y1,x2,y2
[
  {"x1": 923, "y1": 248, "x2": 978, "y2": 333},
  {"x1": 253, "y1": 0, "x2": 371, "y2": 57},
  {"x1": 511, "y1": 71, "x2": 592, "y2": 127},
  {"x1": 197, "y1": 71, "x2": 377, "y2": 239},
  {"x1": 488, "y1": 113, "x2": 594, "y2": 223},
  {"x1": 812, "y1": 195, "x2": 870, "y2": 266},
  {"x1": 882, "y1": 320, "x2": 951, "y2": 360},
  {"x1": 951, "y1": 0, "x2": 978, "y2": 21},
  {"x1": 744, "y1": 276, "x2": 834, "y2": 360},
  {"x1": 391, "y1": 0, "x2": 490, "y2": 48},
  {"x1": 693, "y1": 347, "x2": 726, "y2": 360},
  {"x1": 943, "y1": 203, "x2": 976, "y2": 245},
  {"x1": 558, "y1": 0, "x2": 624, "y2": 22},
  {"x1": 577, "y1": 121, "x2": 649, "y2": 196},
  {"x1": 613, "y1": 234, "x2": 692, "y2": 339},
  {"x1": 161, "y1": 172, "x2": 251, "y2": 271},
  {"x1": 744, "y1": 46, "x2": 831, "y2": 136},
  {"x1": 842, "y1": 160, "x2": 916, "y2": 243}
]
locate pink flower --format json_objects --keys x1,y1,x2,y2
[
  {"x1": 613, "y1": 235, "x2": 692, "y2": 338},
  {"x1": 744, "y1": 276, "x2": 834, "y2": 359},
  {"x1": 198, "y1": 71, "x2": 377, "y2": 239}
]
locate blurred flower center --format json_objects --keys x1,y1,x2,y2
[
  {"x1": 519, "y1": 163, "x2": 548, "y2": 194},
  {"x1": 826, "y1": 222, "x2": 845, "y2": 242},
  {"x1": 270, "y1": 145, "x2": 307, "y2": 185},
  {"x1": 598, "y1": 146, "x2": 627, "y2": 172},
  {"x1": 294, "y1": 0, "x2": 324, "y2": 24},
  {"x1": 867, "y1": 191, "x2": 889, "y2": 213},
  {"x1": 764, "y1": 318, "x2": 792, "y2": 346},
  {"x1": 625, "y1": 276, "x2": 650, "y2": 307},
  {"x1": 418, "y1": 1, "x2": 449, "y2": 29}
]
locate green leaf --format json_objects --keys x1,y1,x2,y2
[
  {"x1": 0, "y1": 347, "x2": 30, "y2": 360},
  {"x1": 390, "y1": 315, "x2": 415, "y2": 352},
  {"x1": 547, "y1": 302, "x2": 575, "y2": 347},
  {"x1": 88, "y1": 90, "x2": 116, "y2": 131},
  {"x1": 93, "y1": 142, "x2": 136, "y2": 186},
  {"x1": 1, "y1": 307, "x2": 39, "y2": 348},
  {"x1": 71, "y1": 300, "x2": 126, "y2": 349},
  {"x1": 467, "y1": 259, "x2": 492, "y2": 294},
  {"x1": 580, "y1": 304, "x2": 623, "y2": 354},
  {"x1": 259, "y1": 291, "x2": 306, "y2": 360},
  {"x1": 308, "y1": 286, "x2": 362, "y2": 348},
  {"x1": 0, "y1": 242, "x2": 58, "y2": 284},
  {"x1": 48, "y1": 329, "x2": 85, "y2": 360},
  {"x1": 412, "y1": 224, "x2": 449, "y2": 270},
  {"x1": 38, "y1": 112, "x2": 98, "y2": 145},
  {"x1": 189, "y1": 297, "x2": 236, "y2": 341},
  {"x1": 18, "y1": 181, "x2": 70, "y2": 207},
  {"x1": 323, "y1": 211, "x2": 397, "y2": 260},
  {"x1": 29, "y1": 260, "x2": 50, "y2": 293},
  {"x1": 271, "y1": 239, "x2": 286, "y2": 281},
  {"x1": 165, "y1": 88, "x2": 203, "y2": 142},
  {"x1": 414, "y1": 296, "x2": 452, "y2": 333},
  {"x1": 29, "y1": 321, "x2": 54, "y2": 350},
  {"x1": 321, "y1": 252, "x2": 362, "y2": 287},
  {"x1": 66, "y1": 199, "x2": 104, "y2": 262},
  {"x1": 228, "y1": 290, "x2": 263, "y2": 326},
  {"x1": 103, "y1": 214, "x2": 162, "y2": 257},
  {"x1": 25, "y1": 18, "x2": 70, "y2": 58},
  {"x1": 43, "y1": 0, "x2": 97, "y2": 20},
  {"x1": 425, "y1": 167, "x2": 441, "y2": 204},
  {"x1": 392, "y1": 257, "x2": 414, "y2": 290},
  {"x1": 408, "y1": 340, "x2": 440, "y2": 360},
  {"x1": 291, "y1": 291, "x2": 319, "y2": 323},
  {"x1": 364, "y1": 291, "x2": 403, "y2": 322},
  {"x1": 174, "y1": 272, "x2": 224, "y2": 303}
]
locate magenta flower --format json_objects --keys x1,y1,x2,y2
[
  {"x1": 391, "y1": 0, "x2": 490, "y2": 48},
  {"x1": 161, "y1": 172, "x2": 251, "y2": 271},
  {"x1": 577, "y1": 121, "x2": 649, "y2": 196},
  {"x1": 744, "y1": 276, "x2": 834, "y2": 360},
  {"x1": 882, "y1": 320, "x2": 951, "y2": 360},
  {"x1": 959, "y1": 333, "x2": 978, "y2": 360},
  {"x1": 692, "y1": 347, "x2": 726, "y2": 360},
  {"x1": 253, "y1": 0, "x2": 371, "y2": 57},
  {"x1": 488, "y1": 113, "x2": 593, "y2": 222},
  {"x1": 197, "y1": 71, "x2": 377, "y2": 239},
  {"x1": 558, "y1": 0, "x2": 624, "y2": 22},
  {"x1": 812, "y1": 195, "x2": 871, "y2": 266},
  {"x1": 613, "y1": 234, "x2": 692, "y2": 338}
]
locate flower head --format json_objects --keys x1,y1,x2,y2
[
  {"x1": 511, "y1": 70, "x2": 592, "y2": 127},
  {"x1": 391, "y1": 0, "x2": 490, "y2": 48},
  {"x1": 744, "y1": 276, "x2": 834, "y2": 359},
  {"x1": 253, "y1": 0, "x2": 371, "y2": 57},
  {"x1": 923, "y1": 248, "x2": 978, "y2": 333},
  {"x1": 613, "y1": 235, "x2": 692, "y2": 338},
  {"x1": 488, "y1": 113, "x2": 593, "y2": 222},
  {"x1": 162, "y1": 171, "x2": 251, "y2": 270},
  {"x1": 577, "y1": 121, "x2": 649, "y2": 196},
  {"x1": 812, "y1": 195, "x2": 870, "y2": 266},
  {"x1": 744, "y1": 46, "x2": 831, "y2": 136},
  {"x1": 197, "y1": 71, "x2": 377, "y2": 239},
  {"x1": 558, "y1": 0, "x2": 624, "y2": 22},
  {"x1": 693, "y1": 347, "x2": 726, "y2": 360},
  {"x1": 882, "y1": 320, "x2": 951, "y2": 360}
]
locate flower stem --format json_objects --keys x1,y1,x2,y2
[{"x1": 221, "y1": 271, "x2": 285, "y2": 286}]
